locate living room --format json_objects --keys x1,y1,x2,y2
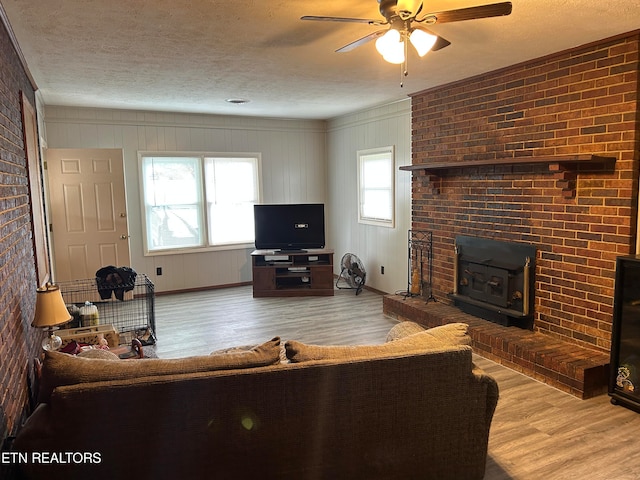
[{"x1": 1, "y1": 1, "x2": 640, "y2": 478}]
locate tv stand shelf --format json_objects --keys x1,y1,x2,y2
[{"x1": 251, "y1": 249, "x2": 334, "y2": 297}]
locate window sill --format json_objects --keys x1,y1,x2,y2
[{"x1": 144, "y1": 242, "x2": 255, "y2": 257}]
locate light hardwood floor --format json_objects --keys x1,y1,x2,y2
[{"x1": 154, "y1": 285, "x2": 640, "y2": 480}]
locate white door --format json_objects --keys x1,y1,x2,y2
[{"x1": 46, "y1": 148, "x2": 130, "y2": 282}]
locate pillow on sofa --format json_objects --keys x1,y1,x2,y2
[
  {"x1": 77, "y1": 348, "x2": 121, "y2": 360},
  {"x1": 212, "y1": 343, "x2": 289, "y2": 364},
  {"x1": 422, "y1": 323, "x2": 472, "y2": 345},
  {"x1": 285, "y1": 327, "x2": 465, "y2": 363},
  {"x1": 386, "y1": 322, "x2": 471, "y2": 346},
  {"x1": 39, "y1": 337, "x2": 281, "y2": 403},
  {"x1": 384, "y1": 321, "x2": 426, "y2": 341}
]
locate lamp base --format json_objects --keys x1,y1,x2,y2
[{"x1": 42, "y1": 330, "x2": 62, "y2": 351}]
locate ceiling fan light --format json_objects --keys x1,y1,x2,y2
[
  {"x1": 376, "y1": 29, "x2": 404, "y2": 64},
  {"x1": 375, "y1": 29, "x2": 400, "y2": 55},
  {"x1": 409, "y1": 29, "x2": 437, "y2": 57},
  {"x1": 382, "y1": 45, "x2": 405, "y2": 64}
]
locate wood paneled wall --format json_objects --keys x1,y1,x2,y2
[
  {"x1": 44, "y1": 108, "x2": 328, "y2": 292},
  {"x1": 327, "y1": 100, "x2": 412, "y2": 295},
  {"x1": 44, "y1": 102, "x2": 415, "y2": 295}
]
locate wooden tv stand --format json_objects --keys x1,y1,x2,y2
[{"x1": 251, "y1": 249, "x2": 334, "y2": 297}]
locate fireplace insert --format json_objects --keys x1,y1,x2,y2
[{"x1": 449, "y1": 235, "x2": 536, "y2": 328}]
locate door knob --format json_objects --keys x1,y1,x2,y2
[{"x1": 120, "y1": 234, "x2": 130, "y2": 239}]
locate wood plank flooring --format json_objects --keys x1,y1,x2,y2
[
  {"x1": 154, "y1": 285, "x2": 395, "y2": 356},
  {"x1": 154, "y1": 285, "x2": 640, "y2": 480}
]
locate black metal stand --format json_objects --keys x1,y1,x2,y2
[{"x1": 405, "y1": 230, "x2": 435, "y2": 302}]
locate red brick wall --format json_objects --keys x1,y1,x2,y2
[
  {"x1": 0, "y1": 17, "x2": 41, "y2": 452},
  {"x1": 409, "y1": 31, "x2": 640, "y2": 352}
]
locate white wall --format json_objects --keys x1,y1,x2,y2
[
  {"x1": 44, "y1": 100, "x2": 412, "y2": 294},
  {"x1": 44, "y1": 106, "x2": 326, "y2": 292},
  {"x1": 326, "y1": 99, "x2": 412, "y2": 294}
]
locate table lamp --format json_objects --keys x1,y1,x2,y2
[{"x1": 32, "y1": 283, "x2": 72, "y2": 351}]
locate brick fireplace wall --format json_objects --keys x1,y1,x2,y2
[
  {"x1": 0, "y1": 13, "x2": 40, "y2": 460},
  {"x1": 409, "y1": 31, "x2": 639, "y2": 353}
]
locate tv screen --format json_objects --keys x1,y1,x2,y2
[{"x1": 254, "y1": 203, "x2": 325, "y2": 251}]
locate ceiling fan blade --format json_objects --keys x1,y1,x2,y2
[
  {"x1": 336, "y1": 30, "x2": 386, "y2": 53},
  {"x1": 301, "y1": 15, "x2": 383, "y2": 25},
  {"x1": 432, "y1": 35, "x2": 451, "y2": 52},
  {"x1": 419, "y1": 2, "x2": 512, "y2": 24}
]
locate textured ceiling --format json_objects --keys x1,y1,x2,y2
[{"x1": 1, "y1": 0, "x2": 639, "y2": 119}]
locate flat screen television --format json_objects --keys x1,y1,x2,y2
[{"x1": 254, "y1": 203, "x2": 325, "y2": 252}]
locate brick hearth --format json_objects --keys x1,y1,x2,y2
[{"x1": 383, "y1": 294, "x2": 610, "y2": 399}]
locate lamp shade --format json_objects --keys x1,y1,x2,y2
[{"x1": 32, "y1": 283, "x2": 72, "y2": 328}]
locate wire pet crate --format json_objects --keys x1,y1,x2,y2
[{"x1": 57, "y1": 273, "x2": 156, "y2": 345}]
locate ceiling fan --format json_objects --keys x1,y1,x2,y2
[{"x1": 302, "y1": 0, "x2": 512, "y2": 83}]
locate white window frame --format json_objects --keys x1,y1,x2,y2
[
  {"x1": 139, "y1": 151, "x2": 262, "y2": 255},
  {"x1": 357, "y1": 146, "x2": 395, "y2": 228}
]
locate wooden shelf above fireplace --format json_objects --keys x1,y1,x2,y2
[
  {"x1": 399, "y1": 154, "x2": 616, "y2": 198},
  {"x1": 399, "y1": 154, "x2": 616, "y2": 173}
]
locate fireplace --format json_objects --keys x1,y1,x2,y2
[{"x1": 449, "y1": 236, "x2": 536, "y2": 328}]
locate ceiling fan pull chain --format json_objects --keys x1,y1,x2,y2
[
  {"x1": 404, "y1": 36, "x2": 409, "y2": 77},
  {"x1": 400, "y1": 37, "x2": 409, "y2": 88}
]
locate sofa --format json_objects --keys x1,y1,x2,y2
[{"x1": 13, "y1": 321, "x2": 499, "y2": 479}]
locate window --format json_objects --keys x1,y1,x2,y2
[
  {"x1": 357, "y1": 146, "x2": 395, "y2": 227},
  {"x1": 140, "y1": 153, "x2": 261, "y2": 254}
]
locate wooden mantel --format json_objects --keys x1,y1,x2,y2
[
  {"x1": 399, "y1": 154, "x2": 616, "y2": 198},
  {"x1": 399, "y1": 154, "x2": 616, "y2": 173}
]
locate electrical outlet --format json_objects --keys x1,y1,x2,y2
[
  {"x1": 381, "y1": 266, "x2": 385, "y2": 275},
  {"x1": 156, "y1": 267, "x2": 163, "y2": 276}
]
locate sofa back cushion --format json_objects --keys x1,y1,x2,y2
[
  {"x1": 385, "y1": 321, "x2": 471, "y2": 345},
  {"x1": 39, "y1": 337, "x2": 281, "y2": 403},
  {"x1": 285, "y1": 323, "x2": 470, "y2": 362}
]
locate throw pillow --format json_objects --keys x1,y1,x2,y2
[
  {"x1": 212, "y1": 343, "x2": 290, "y2": 364},
  {"x1": 285, "y1": 330, "x2": 449, "y2": 363},
  {"x1": 39, "y1": 336, "x2": 281, "y2": 403},
  {"x1": 386, "y1": 322, "x2": 471, "y2": 346},
  {"x1": 385, "y1": 321, "x2": 426, "y2": 341},
  {"x1": 286, "y1": 323, "x2": 471, "y2": 363},
  {"x1": 77, "y1": 349, "x2": 120, "y2": 360},
  {"x1": 421, "y1": 323, "x2": 472, "y2": 345}
]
